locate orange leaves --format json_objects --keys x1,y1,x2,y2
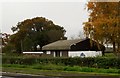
[
  {"x1": 87, "y1": 2, "x2": 94, "y2": 10},
  {"x1": 84, "y1": 2, "x2": 119, "y2": 45}
]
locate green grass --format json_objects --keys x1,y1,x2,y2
[
  {"x1": 104, "y1": 53, "x2": 117, "y2": 58},
  {"x1": 2, "y1": 64, "x2": 120, "y2": 76}
]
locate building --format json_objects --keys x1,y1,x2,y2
[{"x1": 42, "y1": 38, "x2": 105, "y2": 57}]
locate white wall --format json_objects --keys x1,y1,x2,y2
[
  {"x1": 23, "y1": 52, "x2": 43, "y2": 54},
  {"x1": 69, "y1": 51, "x2": 102, "y2": 57}
]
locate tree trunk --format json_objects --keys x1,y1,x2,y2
[
  {"x1": 113, "y1": 41, "x2": 116, "y2": 55},
  {"x1": 102, "y1": 50, "x2": 105, "y2": 56},
  {"x1": 117, "y1": 43, "x2": 120, "y2": 57},
  {"x1": 117, "y1": 43, "x2": 120, "y2": 52},
  {"x1": 33, "y1": 45, "x2": 37, "y2": 51}
]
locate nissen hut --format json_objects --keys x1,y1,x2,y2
[{"x1": 42, "y1": 38, "x2": 105, "y2": 57}]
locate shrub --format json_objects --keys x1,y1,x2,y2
[{"x1": 2, "y1": 56, "x2": 120, "y2": 69}]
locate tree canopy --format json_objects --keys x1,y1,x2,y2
[
  {"x1": 10, "y1": 17, "x2": 67, "y2": 53},
  {"x1": 84, "y1": 2, "x2": 120, "y2": 53}
]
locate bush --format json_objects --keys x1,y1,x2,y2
[
  {"x1": 2, "y1": 56, "x2": 120, "y2": 69},
  {"x1": 94, "y1": 57, "x2": 120, "y2": 69},
  {"x1": 2, "y1": 44, "x2": 16, "y2": 53}
]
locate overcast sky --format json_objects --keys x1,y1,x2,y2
[{"x1": 1, "y1": 1, "x2": 89, "y2": 39}]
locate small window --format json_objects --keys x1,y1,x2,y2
[{"x1": 47, "y1": 51, "x2": 51, "y2": 54}]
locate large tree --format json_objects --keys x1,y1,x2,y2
[
  {"x1": 84, "y1": 2, "x2": 120, "y2": 54},
  {"x1": 10, "y1": 17, "x2": 67, "y2": 53}
]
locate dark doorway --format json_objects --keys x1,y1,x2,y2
[{"x1": 55, "y1": 51, "x2": 60, "y2": 57}]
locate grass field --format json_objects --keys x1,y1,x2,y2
[{"x1": 2, "y1": 64, "x2": 120, "y2": 76}]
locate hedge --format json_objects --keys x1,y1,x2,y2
[{"x1": 2, "y1": 56, "x2": 120, "y2": 69}]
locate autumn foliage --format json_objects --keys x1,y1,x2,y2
[{"x1": 84, "y1": 2, "x2": 120, "y2": 54}]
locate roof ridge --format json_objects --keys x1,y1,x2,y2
[{"x1": 69, "y1": 39, "x2": 83, "y2": 48}]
